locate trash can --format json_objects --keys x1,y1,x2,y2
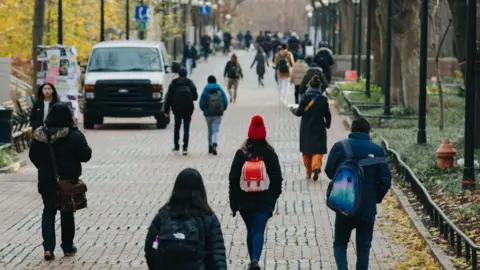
[{"x1": 0, "y1": 107, "x2": 13, "y2": 145}]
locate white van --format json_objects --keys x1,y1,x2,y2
[{"x1": 83, "y1": 40, "x2": 173, "y2": 129}]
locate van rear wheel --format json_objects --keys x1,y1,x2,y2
[{"x1": 83, "y1": 114, "x2": 95, "y2": 129}]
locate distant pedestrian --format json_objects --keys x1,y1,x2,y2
[
  {"x1": 223, "y1": 32, "x2": 232, "y2": 54},
  {"x1": 250, "y1": 47, "x2": 269, "y2": 87},
  {"x1": 164, "y1": 67, "x2": 198, "y2": 155},
  {"x1": 182, "y1": 41, "x2": 198, "y2": 76},
  {"x1": 223, "y1": 54, "x2": 243, "y2": 103},
  {"x1": 29, "y1": 82, "x2": 60, "y2": 131},
  {"x1": 245, "y1": 31, "x2": 253, "y2": 51},
  {"x1": 291, "y1": 75, "x2": 331, "y2": 181},
  {"x1": 229, "y1": 115, "x2": 283, "y2": 270},
  {"x1": 274, "y1": 43, "x2": 295, "y2": 105},
  {"x1": 325, "y1": 118, "x2": 391, "y2": 270},
  {"x1": 144, "y1": 168, "x2": 227, "y2": 270},
  {"x1": 200, "y1": 33, "x2": 212, "y2": 61},
  {"x1": 272, "y1": 46, "x2": 282, "y2": 85},
  {"x1": 314, "y1": 43, "x2": 335, "y2": 83},
  {"x1": 29, "y1": 102, "x2": 92, "y2": 261},
  {"x1": 290, "y1": 56, "x2": 309, "y2": 104},
  {"x1": 199, "y1": 75, "x2": 229, "y2": 155}
]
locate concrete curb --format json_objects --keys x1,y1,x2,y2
[
  {"x1": 0, "y1": 159, "x2": 27, "y2": 174},
  {"x1": 334, "y1": 103, "x2": 455, "y2": 270}
]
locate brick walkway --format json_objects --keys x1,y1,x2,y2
[{"x1": 0, "y1": 51, "x2": 405, "y2": 269}]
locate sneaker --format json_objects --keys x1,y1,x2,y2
[
  {"x1": 44, "y1": 251, "x2": 55, "y2": 261},
  {"x1": 313, "y1": 168, "x2": 321, "y2": 181},
  {"x1": 209, "y1": 146, "x2": 213, "y2": 154},
  {"x1": 249, "y1": 260, "x2": 261, "y2": 270},
  {"x1": 172, "y1": 147, "x2": 179, "y2": 152},
  {"x1": 182, "y1": 150, "x2": 188, "y2": 156},
  {"x1": 212, "y1": 143, "x2": 218, "y2": 156},
  {"x1": 306, "y1": 172, "x2": 312, "y2": 180},
  {"x1": 63, "y1": 245, "x2": 77, "y2": 257}
]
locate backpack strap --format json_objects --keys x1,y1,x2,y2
[
  {"x1": 358, "y1": 157, "x2": 387, "y2": 166},
  {"x1": 304, "y1": 94, "x2": 320, "y2": 112},
  {"x1": 340, "y1": 139, "x2": 354, "y2": 160}
]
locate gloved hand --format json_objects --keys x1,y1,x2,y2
[{"x1": 232, "y1": 211, "x2": 237, "y2": 217}]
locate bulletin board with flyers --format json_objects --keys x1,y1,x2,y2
[{"x1": 36, "y1": 45, "x2": 81, "y2": 119}]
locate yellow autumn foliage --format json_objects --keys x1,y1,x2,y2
[{"x1": 0, "y1": 0, "x2": 126, "y2": 59}]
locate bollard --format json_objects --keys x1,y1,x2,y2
[{"x1": 436, "y1": 139, "x2": 457, "y2": 169}]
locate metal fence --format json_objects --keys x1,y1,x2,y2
[{"x1": 381, "y1": 138, "x2": 479, "y2": 269}]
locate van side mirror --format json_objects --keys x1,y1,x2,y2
[{"x1": 81, "y1": 65, "x2": 87, "y2": 74}]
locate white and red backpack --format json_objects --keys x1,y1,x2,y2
[{"x1": 240, "y1": 149, "x2": 270, "y2": 192}]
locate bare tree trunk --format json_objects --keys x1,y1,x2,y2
[
  {"x1": 391, "y1": 46, "x2": 403, "y2": 104},
  {"x1": 447, "y1": 0, "x2": 467, "y2": 61},
  {"x1": 372, "y1": 0, "x2": 385, "y2": 86},
  {"x1": 32, "y1": 0, "x2": 46, "y2": 97},
  {"x1": 339, "y1": 0, "x2": 353, "y2": 54}
]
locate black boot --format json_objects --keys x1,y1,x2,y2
[
  {"x1": 212, "y1": 143, "x2": 218, "y2": 155},
  {"x1": 209, "y1": 146, "x2": 213, "y2": 154}
]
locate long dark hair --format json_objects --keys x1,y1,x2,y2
[
  {"x1": 165, "y1": 168, "x2": 213, "y2": 216},
  {"x1": 45, "y1": 102, "x2": 74, "y2": 128},
  {"x1": 37, "y1": 82, "x2": 60, "y2": 102},
  {"x1": 242, "y1": 138, "x2": 275, "y2": 157}
]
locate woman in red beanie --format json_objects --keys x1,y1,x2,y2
[{"x1": 228, "y1": 115, "x2": 283, "y2": 270}]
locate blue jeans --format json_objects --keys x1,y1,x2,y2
[
  {"x1": 42, "y1": 196, "x2": 75, "y2": 252},
  {"x1": 205, "y1": 116, "x2": 221, "y2": 146},
  {"x1": 174, "y1": 114, "x2": 191, "y2": 150},
  {"x1": 240, "y1": 210, "x2": 272, "y2": 262},
  {"x1": 333, "y1": 214, "x2": 375, "y2": 270}
]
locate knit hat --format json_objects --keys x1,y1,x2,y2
[
  {"x1": 178, "y1": 67, "x2": 187, "y2": 77},
  {"x1": 248, "y1": 115, "x2": 267, "y2": 140}
]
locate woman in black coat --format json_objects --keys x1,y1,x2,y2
[
  {"x1": 29, "y1": 102, "x2": 92, "y2": 261},
  {"x1": 250, "y1": 47, "x2": 269, "y2": 87},
  {"x1": 145, "y1": 168, "x2": 227, "y2": 270},
  {"x1": 291, "y1": 75, "x2": 331, "y2": 181},
  {"x1": 29, "y1": 82, "x2": 60, "y2": 130}
]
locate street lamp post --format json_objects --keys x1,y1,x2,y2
[
  {"x1": 182, "y1": 0, "x2": 188, "y2": 47},
  {"x1": 58, "y1": 0, "x2": 63, "y2": 44},
  {"x1": 306, "y1": 4, "x2": 313, "y2": 45},
  {"x1": 351, "y1": 0, "x2": 359, "y2": 70},
  {"x1": 100, "y1": 0, "x2": 105, "y2": 42},
  {"x1": 462, "y1": 0, "x2": 476, "y2": 191},
  {"x1": 139, "y1": 0, "x2": 145, "y2": 40},
  {"x1": 321, "y1": 0, "x2": 329, "y2": 46},
  {"x1": 173, "y1": 0, "x2": 179, "y2": 60},
  {"x1": 356, "y1": 0, "x2": 362, "y2": 78},
  {"x1": 212, "y1": 4, "x2": 218, "y2": 34},
  {"x1": 383, "y1": 0, "x2": 392, "y2": 116},
  {"x1": 417, "y1": 0, "x2": 428, "y2": 144},
  {"x1": 126, "y1": 0, "x2": 130, "y2": 40},
  {"x1": 365, "y1": 0, "x2": 372, "y2": 97},
  {"x1": 331, "y1": 0, "x2": 340, "y2": 54},
  {"x1": 314, "y1": 1, "x2": 321, "y2": 54}
]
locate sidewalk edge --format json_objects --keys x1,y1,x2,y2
[{"x1": 0, "y1": 159, "x2": 27, "y2": 174}]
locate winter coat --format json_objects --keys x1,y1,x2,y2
[
  {"x1": 199, "y1": 83, "x2": 229, "y2": 117},
  {"x1": 29, "y1": 99, "x2": 59, "y2": 130},
  {"x1": 292, "y1": 88, "x2": 331, "y2": 154},
  {"x1": 144, "y1": 207, "x2": 227, "y2": 270},
  {"x1": 165, "y1": 77, "x2": 198, "y2": 117},
  {"x1": 223, "y1": 61, "x2": 243, "y2": 79},
  {"x1": 325, "y1": 132, "x2": 392, "y2": 217},
  {"x1": 250, "y1": 53, "x2": 269, "y2": 76},
  {"x1": 314, "y1": 47, "x2": 334, "y2": 80},
  {"x1": 290, "y1": 60, "x2": 309, "y2": 85},
  {"x1": 29, "y1": 126, "x2": 92, "y2": 197},
  {"x1": 300, "y1": 67, "x2": 329, "y2": 94},
  {"x1": 182, "y1": 46, "x2": 198, "y2": 67},
  {"x1": 229, "y1": 141, "x2": 283, "y2": 214},
  {"x1": 274, "y1": 50, "x2": 295, "y2": 78}
]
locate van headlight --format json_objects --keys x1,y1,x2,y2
[
  {"x1": 85, "y1": 92, "x2": 95, "y2": 99},
  {"x1": 152, "y1": 92, "x2": 162, "y2": 99}
]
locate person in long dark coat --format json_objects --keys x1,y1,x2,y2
[
  {"x1": 291, "y1": 75, "x2": 331, "y2": 181},
  {"x1": 250, "y1": 47, "x2": 269, "y2": 87}
]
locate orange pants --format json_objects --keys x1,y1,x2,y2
[{"x1": 302, "y1": 153, "x2": 324, "y2": 177}]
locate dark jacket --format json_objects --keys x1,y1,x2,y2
[
  {"x1": 229, "y1": 142, "x2": 283, "y2": 213},
  {"x1": 182, "y1": 45, "x2": 198, "y2": 66},
  {"x1": 223, "y1": 61, "x2": 243, "y2": 79},
  {"x1": 300, "y1": 67, "x2": 328, "y2": 94},
  {"x1": 292, "y1": 88, "x2": 331, "y2": 154},
  {"x1": 250, "y1": 52, "x2": 268, "y2": 75},
  {"x1": 29, "y1": 99, "x2": 59, "y2": 130},
  {"x1": 144, "y1": 207, "x2": 227, "y2": 270},
  {"x1": 29, "y1": 126, "x2": 92, "y2": 197},
  {"x1": 314, "y1": 47, "x2": 334, "y2": 80},
  {"x1": 165, "y1": 77, "x2": 198, "y2": 116},
  {"x1": 199, "y1": 83, "x2": 229, "y2": 117},
  {"x1": 325, "y1": 132, "x2": 392, "y2": 217}
]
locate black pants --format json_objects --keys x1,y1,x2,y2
[
  {"x1": 174, "y1": 114, "x2": 191, "y2": 151},
  {"x1": 42, "y1": 196, "x2": 75, "y2": 252},
  {"x1": 258, "y1": 73, "x2": 264, "y2": 86},
  {"x1": 223, "y1": 42, "x2": 230, "y2": 54},
  {"x1": 294, "y1": 85, "x2": 301, "y2": 104}
]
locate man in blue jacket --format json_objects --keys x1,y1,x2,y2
[
  {"x1": 325, "y1": 118, "x2": 391, "y2": 270},
  {"x1": 199, "y1": 75, "x2": 229, "y2": 155}
]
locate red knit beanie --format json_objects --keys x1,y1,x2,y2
[{"x1": 248, "y1": 115, "x2": 267, "y2": 140}]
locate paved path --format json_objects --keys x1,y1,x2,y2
[{"x1": 0, "y1": 51, "x2": 405, "y2": 269}]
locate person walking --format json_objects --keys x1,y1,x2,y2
[
  {"x1": 290, "y1": 75, "x2": 331, "y2": 181},
  {"x1": 237, "y1": 31, "x2": 244, "y2": 49},
  {"x1": 144, "y1": 168, "x2": 227, "y2": 270},
  {"x1": 182, "y1": 41, "x2": 198, "y2": 76},
  {"x1": 290, "y1": 56, "x2": 309, "y2": 104},
  {"x1": 324, "y1": 118, "x2": 391, "y2": 270},
  {"x1": 314, "y1": 43, "x2": 335, "y2": 84},
  {"x1": 29, "y1": 102, "x2": 92, "y2": 261},
  {"x1": 199, "y1": 75, "x2": 229, "y2": 155},
  {"x1": 164, "y1": 67, "x2": 198, "y2": 155},
  {"x1": 250, "y1": 47, "x2": 269, "y2": 87},
  {"x1": 223, "y1": 32, "x2": 232, "y2": 55},
  {"x1": 200, "y1": 33, "x2": 212, "y2": 61},
  {"x1": 245, "y1": 31, "x2": 253, "y2": 51},
  {"x1": 223, "y1": 54, "x2": 243, "y2": 103},
  {"x1": 300, "y1": 63, "x2": 328, "y2": 96},
  {"x1": 229, "y1": 115, "x2": 283, "y2": 270},
  {"x1": 29, "y1": 82, "x2": 60, "y2": 131},
  {"x1": 274, "y1": 44, "x2": 295, "y2": 105}
]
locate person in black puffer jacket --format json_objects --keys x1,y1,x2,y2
[
  {"x1": 29, "y1": 82, "x2": 60, "y2": 131},
  {"x1": 29, "y1": 102, "x2": 92, "y2": 261},
  {"x1": 229, "y1": 115, "x2": 283, "y2": 270},
  {"x1": 145, "y1": 168, "x2": 227, "y2": 270}
]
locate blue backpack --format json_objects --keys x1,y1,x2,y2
[{"x1": 326, "y1": 139, "x2": 387, "y2": 217}]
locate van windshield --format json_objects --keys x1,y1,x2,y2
[{"x1": 87, "y1": 47, "x2": 163, "y2": 72}]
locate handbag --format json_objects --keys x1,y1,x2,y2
[{"x1": 46, "y1": 127, "x2": 88, "y2": 212}]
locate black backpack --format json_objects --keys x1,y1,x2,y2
[
  {"x1": 228, "y1": 63, "x2": 240, "y2": 78},
  {"x1": 173, "y1": 84, "x2": 193, "y2": 113},
  {"x1": 207, "y1": 89, "x2": 225, "y2": 116},
  {"x1": 152, "y1": 209, "x2": 206, "y2": 269},
  {"x1": 278, "y1": 54, "x2": 289, "y2": 73}
]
